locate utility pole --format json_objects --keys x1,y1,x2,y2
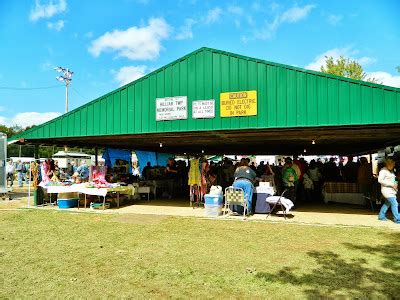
[
  {"x1": 55, "y1": 66, "x2": 73, "y2": 152},
  {"x1": 55, "y1": 66, "x2": 73, "y2": 113}
]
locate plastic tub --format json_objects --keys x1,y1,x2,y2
[
  {"x1": 204, "y1": 204, "x2": 223, "y2": 217},
  {"x1": 204, "y1": 194, "x2": 223, "y2": 205},
  {"x1": 58, "y1": 198, "x2": 79, "y2": 209}
]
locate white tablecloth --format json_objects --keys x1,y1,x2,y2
[{"x1": 45, "y1": 184, "x2": 133, "y2": 198}]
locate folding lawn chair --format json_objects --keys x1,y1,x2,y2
[
  {"x1": 224, "y1": 186, "x2": 248, "y2": 219},
  {"x1": 266, "y1": 188, "x2": 289, "y2": 220}
]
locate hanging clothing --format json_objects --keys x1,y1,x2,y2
[
  {"x1": 201, "y1": 160, "x2": 209, "y2": 195},
  {"x1": 188, "y1": 159, "x2": 201, "y2": 186}
]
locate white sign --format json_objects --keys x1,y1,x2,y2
[
  {"x1": 156, "y1": 96, "x2": 188, "y2": 121},
  {"x1": 192, "y1": 100, "x2": 215, "y2": 119}
]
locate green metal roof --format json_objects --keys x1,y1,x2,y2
[{"x1": 10, "y1": 47, "x2": 400, "y2": 154}]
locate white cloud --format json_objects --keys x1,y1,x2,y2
[
  {"x1": 204, "y1": 7, "x2": 222, "y2": 24},
  {"x1": 280, "y1": 4, "x2": 315, "y2": 23},
  {"x1": 29, "y1": 0, "x2": 67, "y2": 22},
  {"x1": 304, "y1": 47, "x2": 376, "y2": 71},
  {"x1": 88, "y1": 18, "x2": 170, "y2": 61},
  {"x1": 47, "y1": 20, "x2": 64, "y2": 31},
  {"x1": 250, "y1": 4, "x2": 316, "y2": 41},
  {"x1": 0, "y1": 112, "x2": 61, "y2": 127},
  {"x1": 327, "y1": 14, "x2": 342, "y2": 25},
  {"x1": 175, "y1": 18, "x2": 197, "y2": 40},
  {"x1": 366, "y1": 72, "x2": 400, "y2": 88},
  {"x1": 113, "y1": 65, "x2": 148, "y2": 86},
  {"x1": 228, "y1": 5, "x2": 243, "y2": 15}
]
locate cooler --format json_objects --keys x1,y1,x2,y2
[
  {"x1": 204, "y1": 194, "x2": 223, "y2": 205},
  {"x1": 57, "y1": 192, "x2": 79, "y2": 209}
]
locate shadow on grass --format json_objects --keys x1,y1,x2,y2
[{"x1": 256, "y1": 232, "x2": 400, "y2": 299}]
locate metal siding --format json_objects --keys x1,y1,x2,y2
[
  {"x1": 56, "y1": 117, "x2": 62, "y2": 137},
  {"x1": 307, "y1": 74, "x2": 317, "y2": 126},
  {"x1": 385, "y1": 90, "x2": 396, "y2": 123},
  {"x1": 80, "y1": 106, "x2": 87, "y2": 136},
  {"x1": 178, "y1": 59, "x2": 188, "y2": 131},
  {"x1": 62, "y1": 116, "x2": 68, "y2": 136},
  {"x1": 266, "y1": 65, "x2": 277, "y2": 127},
  {"x1": 397, "y1": 93, "x2": 400, "y2": 122},
  {"x1": 338, "y1": 81, "x2": 350, "y2": 124},
  {"x1": 296, "y1": 71, "x2": 307, "y2": 126},
  {"x1": 50, "y1": 121, "x2": 56, "y2": 137},
  {"x1": 155, "y1": 72, "x2": 164, "y2": 132},
  {"x1": 14, "y1": 47, "x2": 400, "y2": 142},
  {"x1": 163, "y1": 66, "x2": 172, "y2": 132},
  {"x1": 317, "y1": 76, "x2": 328, "y2": 125},
  {"x1": 229, "y1": 56, "x2": 240, "y2": 129},
  {"x1": 72, "y1": 111, "x2": 79, "y2": 136},
  {"x1": 277, "y1": 67, "x2": 287, "y2": 127},
  {"x1": 134, "y1": 81, "x2": 142, "y2": 133},
  {"x1": 350, "y1": 83, "x2": 361, "y2": 124},
  {"x1": 238, "y1": 58, "x2": 249, "y2": 129},
  {"x1": 195, "y1": 51, "x2": 205, "y2": 131},
  {"x1": 187, "y1": 55, "x2": 196, "y2": 131},
  {"x1": 43, "y1": 123, "x2": 49, "y2": 138},
  {"x1": 327, "y1": 79, "x2": 339, "y2": 125},
  {"x1": 113, "y1": 92, "x2": 121, "y2": 134},
  {"x1": 212, "y1": 53, "x2": 222, "y2": 129},
  {"x1": 248, "y1": 60, "x2": 258, "y2": 128},
  {"x1": 127, "y1": 86, "x2": 135, "y2": 133},
  {"x1": 105, "y1": 95, "x2": 112, "y2": 134},
  {"x1": 372, "y1": 88, "x2": 384, "y2": 123},
  {"x1": 204, "y1": 50, "x2": 214, "y2": 130},
  {"x1": 220, "y1": 54, "x2": 231, "y2": 129},
  {"x1": 148, "y1": 76, "x2": 157, "y2": 133},
  {"x1": 257, "y1": 63, "x2": 267, "y2": 128},
  {"x1": 286, "y1": 69, "x2": 297, "y2": 126},
  {"x1": 171, "y1": 63, "x2": 180, "y2": 131},
  {"x1": 93, "y1": 100, "x2": 101, "y2": 135},
  {"x1": 141, "y1": 79, "x2": 150, "y2": 133},
  {"x1": 87, "y1": 103, "x2": 94, "y2": 136},
  {"x1": 120, "y1": 88, "x2": 128, "y2": 134}
]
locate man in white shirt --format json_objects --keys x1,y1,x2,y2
[{"x1": 6, "y1": 160, "x2": 15, "y2": 187}]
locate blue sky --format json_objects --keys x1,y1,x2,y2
[{"x1": 0, "y1": 0, "x2": 399, "y2": 127}]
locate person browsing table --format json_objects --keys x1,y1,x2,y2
[{"x1": 233, "y1": 158, "x2": 257, "y2": 214}]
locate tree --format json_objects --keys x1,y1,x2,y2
[{"x1": 321, "y1": 56, "x2": 379, "y2": 83}]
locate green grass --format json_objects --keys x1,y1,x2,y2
[{"x1": 1, "y1": 210, "x2": 399, "y2": 299}]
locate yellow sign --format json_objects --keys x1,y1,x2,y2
[{"x1": 220, "y1": 90, "x2": 257, "y2": 117}]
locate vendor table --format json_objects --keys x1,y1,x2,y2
[
  {"x1": 79, "y1": 186, "x2": 134, "y2": 210},
  {"x1": 323, "y1": 182, "x2": 366, "y2": 206},
  {"x1": 45, "y1": 184, "x2": 134, "y2": 210}
]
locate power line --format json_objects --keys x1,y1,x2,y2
[
  {"x1": 71, "y1": 86, "x2": 88, "y2": 101},
  {"x1": 0, "y1": 85, "x2": 63, "y2": 90}
]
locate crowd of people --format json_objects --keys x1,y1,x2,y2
[
  {"x1": 5, "y1": 159, "x2": 91, "y2": 188},
  {"x1": 5, "y1": 154, "x2": 398, "y2": 222},
  {"x1": 141, "y1": 155, "x2": 389, "y2": 207}
]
